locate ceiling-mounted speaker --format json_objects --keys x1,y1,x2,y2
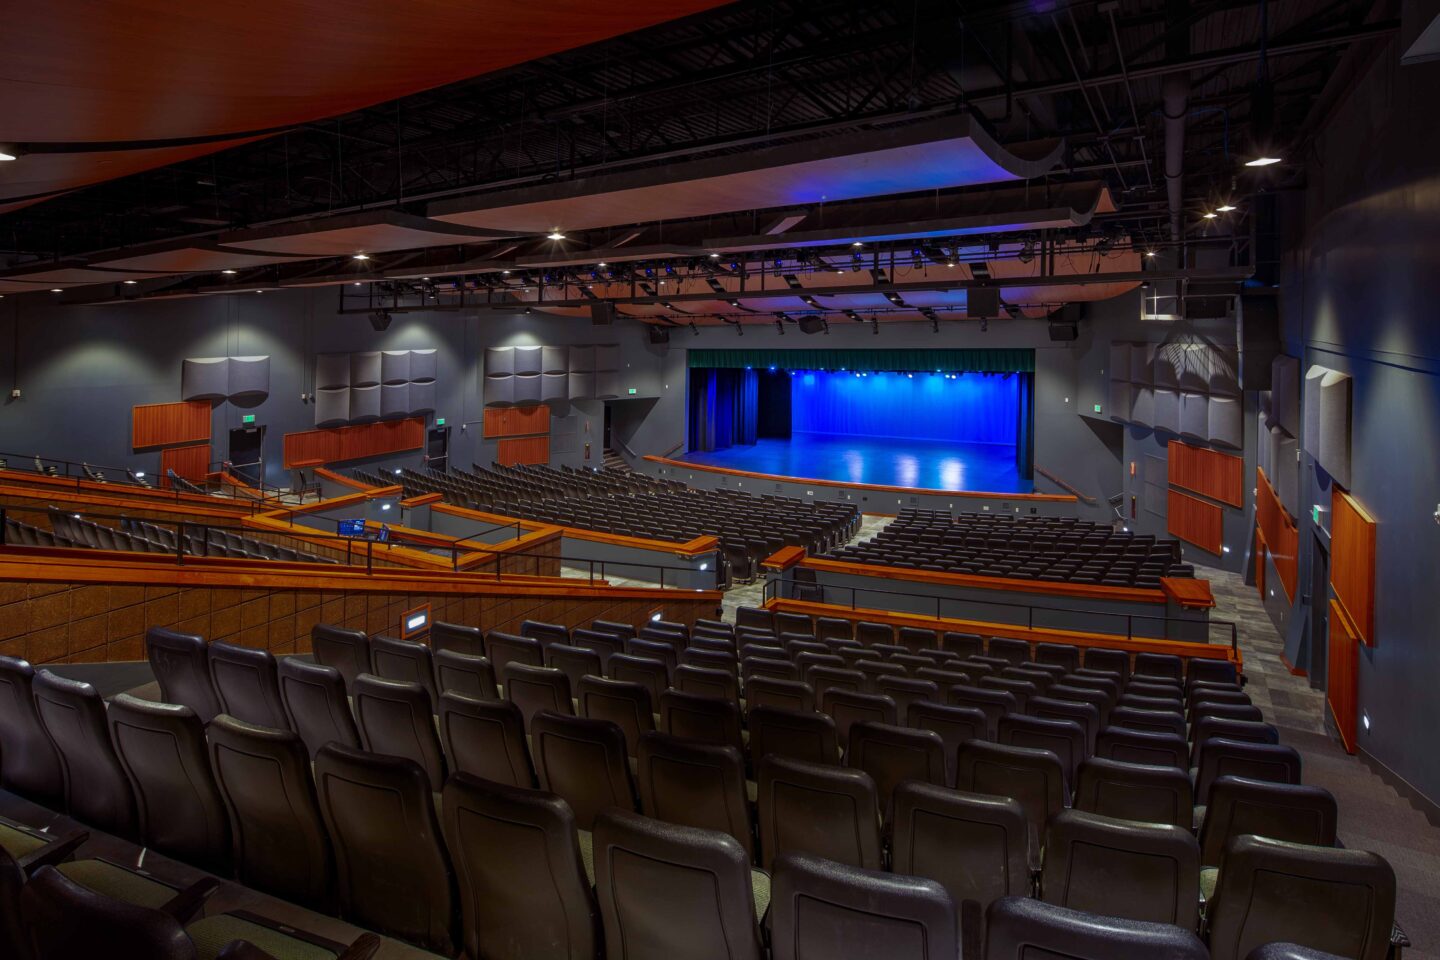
[
  {"x1": 967, "y1": 287, "x2": 1001, "y2": 318},
  {"x1": 1048, "y1": 320, "x2": 1078, "y2": 341},
  {"x1": 797, "y1": 316, "x2": 826, "y2": 335},
  {"x1": 369, "y1": 311, "x2": 393, "y2": 332},
  {"x1": 648, "y1": 325, "x2": 670, "y2": 345},
  {"x1": 590, "y1": 302, "x2": 615, "y2": 325},
  {"x1": 1237, "y1": 293, "x2": 1280, "y2": 389}
]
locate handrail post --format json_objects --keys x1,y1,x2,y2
[
  {"x1": 177, "y1": 521, "x2": 186, "y2": 565},
  {"x1": 0, "y1": 508, "x2": 6, "y2": 546},
  {"x1": 366, "y1": 541, "x2": 373, "y2": 576}
]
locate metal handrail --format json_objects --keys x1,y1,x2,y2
[
  {"x1": 764, "y1": 576, "x2": 1239, "y2": 657},
  {"x1": 0, "y1": 451, "x2": 299, "y2": 511}
]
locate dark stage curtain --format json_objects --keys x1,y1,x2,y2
[
  {"x1": 1015, "y1": 372, "x2": 1035, "y2": 480},
  {"x1": 688, "y1": 367, "x2": 759, "y2": 452},
  {"x1": 757, "y1": 370, "x2": 793, "y2": 439}
]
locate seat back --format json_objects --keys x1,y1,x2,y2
[
  {"x1": 983, "y1": 896, "x2": 1209, "y2": 959},
  {"x1": 636, "y1": 732, "x2": 752, "y2": 860},
  {"x1": 609, "y1": 653, "x2": 670, "y2": 705},
  {"x1": 433, "y1": 649, "x2": 499, "y2": 700},
  {"x1": 430, "y1": 621, "x2": 485, "y2": 658},
  {"x1": 770, "y1": 853, "x2": 958, "y2": 960},
  {"x1": 1133, "y1": 652, "x2": 1184, "y2": 681},
  {"x1": 1189, "y1": 718, "x2": 1279, "y2": 765},
  {"x1": 1198, "y1": 776, "x2": 1339, "y2": 867},
  {"x1": 955, "y1": 741, "x2": 1067, "y2": 856},
  {"x1": 107, "y1": 694, "x2": 230, "y2": 872},
  {"x1": 31, "y1": 670, "x2": 136, "y2": 838},
  {"x1": 1082, "y1": 648, "x2": 1130, "y2": 680},
  {"x1": 530, "y1": 711, "x2": 636, "y2": 831},
  {"x1": 351, "y1": 674, "x2": 447, "y2": 792},
  {"x1": 546, "y1": 643, "x2": 604, "y2": 693},
  {"x1": 310, "y1": 624, "x2": 371, "y2": 689},
  {"x1": 277, "y1": 659, "x2": 361, "y2": 760},
  {"x1": 145, "y1": 627, "x2": 223, "y2": 722},
  {"x1": 891, "y1": 782, "x2": 1030, "y2": 911},
  {"x1": 1106, "y1": 706, "x2": 1185, "y2": 739},
  {"x1": 1041, "y1": 809, "x2": 1200, "y2": 928},
  {"x1": 20, "y1": 866, "x2": 196, "y2": 960},
  {"x1": 845, "y1": 722, "x2": 946, "y2": 816},
  {"x1": 571, "y1": 628, "x2": 626, "y2": 668},
  {"x1": 313, "y1": 743, "x2": 455, "y2": 955},
  {"x1": 748, "y1": 706, "x2": 840, "y2": 767},
  {"x1": 946, "y1": 684, "x2": 1015, "y2": 734},
  {"x1": 592, "y1": 810, "x2": 763, "y2": 960},
  {"x1": 577, "y1": 675, "x2": 654, "y2": 756},
  {"x1": 873, "y1": 676, "x2": 939, "y2": 723},
  {"x1": 1206, "y1": 835, "x2": 1396, "y2": 960},
  {"x1": 437, "y1": 693, "x2": 534, "y2": 787},
  {"x1": 997, "y1": 714, "x2": 1086, "y2": 783},
  {"x1": 906, "y1": 702, "x2": 989, "y2": 785},
  {"x1": 674, "y1": 664, "x2": 740, "y2": 705},
  {"x1": 1194, "y1": 738, "x2": 1303, "y2": 805},
  {"x1": 0, "y1": 656, "x2": 63, "y2": 803},
  {"x1": 207, "y1": 641, "x2": 289, "y2": 730},
  {"x1": 659, "y1": 689, "x2": 744, "y2": 754},
  {"x1": 1027, "y1": 696, "x2": 1101, "y2": 752},
  {"x1": 504, "y1": 663, "x2": 575, "y2": 730},
  {"x1": 1073, "y1": 756, "x2": 1192, "y2": 828},
  {"x1": 369, "y1": 635, "x2": 438, "y2": 707},
  {"x1": 207, "y1": 715, "x2": 333, "y2": 909},
  {"x1": 987, "y1": 637, "x2": 1031, "y2": 664},
  {"x1": 1034, "y1": 643, "x2": 1080, "y2": 672},
  {"x1": 822, "y1": 689, "x2": 896, "y2": 744},
  {"x1": 487, "y1": 631, "x2": 545, "y2": 683},
  {"x1": 441, "y1": 773, "x2": 597, "y2": 960},
  {"x1": 1094, "y1": 726, "x2": 1187, "y2": 769},
  {"x1": 1186, "y1": 658, "x2": 1238, "y2": 687},
  {"x1": 757, "y1": 754, "x2": 882, "y2": 871},
  {"x1": 592, "y1": 618, "x2": 639, "y2": 640}
]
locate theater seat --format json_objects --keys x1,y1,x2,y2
[
  {"x1": 430, "y1": 621, "x2": 486, "y2": 658},
  {"x1": 743, "y1": 676, "x2": 815, "y2": 714},
  {"x1": 310, "y1": 624, "x2": 371, "y2": 689},
  {"x1": 504, "y1": 663, "x2": 575, "y2": 730},
  {"x1": 660, "y1": 689, "x2": 744, "y2": 754},
  {"x1": 208, "y1": 641, "x2": 290, "y2": 730},
  {"x1": 107, "y1": 694, "x2": 230, "y2": 874},
  {"x1": 487, "y1": 632, "x2": 545, "y2": 688},
  {"x1": 313, "y1": 744, "x2": 456, "y2": 955},
  {"x1": 1198, "y1": 776, "x2": 1339, "y2": 896},
  {"x1": 983, "y1": 896, "x2": 1208, "y2": 960},
  {"x1": 770, "y1": 853, "x2": 958, "y2": 960},
  {"x1": 956, "y1": 741, "x2": 1067, "y2": 865},
  {"x1": 1244, "y1": 945, "x2": 1351, "y2": 960},
  {"x1": 998, "y1": 714, "x2": 1087, "y2": 783},
  {"x1": 276, "y1": 659, "x2": 361, "y2": 760},
  {"x1": 441, "y1": 773, "x2": 598, "y2": 960},
  {"x1": 577, "y1": 675, "x2": 655, "y2": 757},
  {"x1": 1073, "y1": 756, "x2": 1192, "y2": 828},
  {"x1": 1040, "y1": 809, "x2": 1200, "y2": 928},
  {"x1": 636, "y1": 732, "x2": 753, "y2": 860},
  {"x1": 437, "y1": 693, "x2": 534, "y2": 787},
  {"x1": 1095, "y1": 726, "x2": 1187, "y2": 770},
  {"x1": 1194, "y1": 738, "x2": 1303, "y2": 806},
  {"x1": 369, "y1": 635, "x2": 439, "y2": 708},
  {"x1": 531, "y1": 711, "x2": 637, "y2": 831},
  {"x1": 0, "y1": 656, "x2": 63, "y2": 804},
  {"x1": 145, "y1": 627, "x2": 223, "y2": 722},
  {"x1": 845, "y1": 722, "x2": 946, "y2": 815},
  {"x1": 31, "y1": 670, "x2": 137, "y2": 839},
  {"x1": 748, "y1": 706, "x2": 840, "y2": 767},
  {"x1": 757, "y1": 754, "x2": 882, "y2": 871},
  {"x1": 906, "y1": 702, "x2": 989, "y2": 784},
  {"x1": 19, "y1": 865, "x2": 196, "y2": 960},
  {"x1": 351, "y1": 674, "x2": 447, "y2": 792},
  {"x1": 592, "y1": 810, "x2": 765, "y2": 960}
]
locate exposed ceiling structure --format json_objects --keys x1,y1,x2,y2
[{"x1": 0, "y1": 0, "x2": 1394, "y2": 324}]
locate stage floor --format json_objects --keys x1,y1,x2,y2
[{"x1": 680, "y1": 433, "x2": 1032, "y2": 493}]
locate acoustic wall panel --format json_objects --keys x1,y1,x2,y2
[
  {"x1": 1318, "y1": 370, "x2": 1353, "y2": 488},
  {"x1": 513, "y1": 346, "x2": 543, "y2": 376},
  {"x1": 132, "y1": 401, "x2": 212, "y2": 449},
  {"x1": 1180, "y1": 393, "x2": 1208, "y2": 440},
  {"x1": 1108, "y1": 380, "x2": 1129, "y2": 421},
  {"x1": 1260, "y1": 424, "x2": 1278, "y2": 480},
  {"x1": 485, "y1": 347, "x2": 515, "y2": 377},
  {"x1": 381, "y1": 382, "x2": 410, "y2": 418},
  {"x1": 1207, "y1": 395, "x2": 1243, "y2": 449},
  {"x1": 595, "y1": 344, "x2": 621, "y2": 372},
  {"x1": 595, "y1": 371, "x2": 622, "y2": 400},
  {"x1": 181, "y1": 358, "x2": 230, "y2": 402},
  {"x1": 350, "y1": 384, "x2": 381, "y2": 422},
  {"x1": 161, "y1": 444, "x2": 211, "y2": 486},
  {"x1": 568, "y1": 345, "x2": 595, "y2": 373},
  {"x1": 347, "y1": 352, "x2": 378, "y2": 387},
  {"x1": 569, "y1": 372, "x2": 595, "y2": 400},
  {"x1": 229, "y1": 357, "x2": 270, "y2": 400},
  {"x1": 315, "y1": 388, "x2": 350, "y2": 427},
  {"x1": 1152, "y1": 389, "x2": 1181, "y2": 434},
  {"x1": 483, "y1": 376, "x2": 514, "y2": 406},
  {"x1": 408, "y1": 380, "x2": 436, "y2": 414},
  {"x1": 1129, "y1": 343, "x2": 1153, "y2": 384},
  {"x1": 410, "y1": 348, "x2": 437, "y2": 383},
  {"x1": 513, "y1": 374, "x2": 542, "y2": 405},
  {"x1": 1167, "y1": 441, "x2": 1244, "y2": 507},
  {"x1": 1208, "y1": 347, "x2": 1240, "y2": 396},
  {"x1": 1276, "y1": 433, "x2": 1300, "y2": 518},
  {"x1": 1168, "y1": 488, "x2": 1224, "y2": 554},
  {"x1": 1109, "y1": 342, "x2": 1132, "y2": 382},
  {"x1": 1152, "y1": 346, "x2": 1181, "y2": 390},
  {"x1": 1331, "y1": 487, "x2": 1376, "y2": 646},
  {"x1": 1128, "y1": 385, "x2": 1154, "y2": 427},
  {"x1": 381, "y1": 350, "x2": 411, "y2": 384},
  {"x1": 541, "y1": 373, "x2": 569, "y2": 402},
  {"x1": 1176, "y1": 345, "x2": 1212, "y2": 393},
  {"x1": 1302, "y1": 365, "x2": 1326, "y2": 458},
  {"x1": 1272, "y1": 355, "x2": 1300, "y2": 437},
  {"x1": 1143, "y1": 481, "x2": 1167, "y2": 517},
  {"x1": 542, "y1": 345, "x2": 569, "y2": 374},
  {"x1": 316, "y1": 353, "x2": 351, "y2": 390}
]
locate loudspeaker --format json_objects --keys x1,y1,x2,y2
[
  {"x1": 1048, "y1": 320, "x2": 1078, "y2": 341},
  {"x1": 967, "y1": 287, "x2": 1001, "y2": 318},
  {"x1": 590, "y1": 302, "x2": 616, "y2": 325},
  {"x1": 798, "y1": 316, "x2": 826, "y2": 335},
  {"x1": 368, "y1": 311, "x2": 392, "y2": 332},
  {"x1": 648, "y1": 325, "x2": 670, "y2": 345},
  {"x1": 1237, "y1": 293, "x2": 1280, "y2": 389}
]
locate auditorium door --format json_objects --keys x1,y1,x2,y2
[
  {"x1": 227, "y1": 426, "x2": 265, "y2": 483},
  {"x1": 1309, "y1": 533, "x2": 1330, "y2": 689},
  {"x1": 427, "y1": 427, "x2": 450, "y2": 472}
]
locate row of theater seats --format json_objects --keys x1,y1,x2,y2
[
  {"x1": 11, "y1": 510, "x2": 336, "y2": 564},
  {"x1": 824, "y1": 508, "x2": 1194, "y2": 587},
  {"x1": 372, "y1": 463, "x2": 682, "y2": 508}
]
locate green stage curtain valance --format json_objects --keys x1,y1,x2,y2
[{"x1": 686, "y1": 348, "x2": 1035, "y2": 374}]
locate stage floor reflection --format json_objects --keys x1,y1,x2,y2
[{"x1": 680, "y1": 433, "x2": 1031, "y2": 493}]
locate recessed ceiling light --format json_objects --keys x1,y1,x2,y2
[
  {"x1": 708, "y1": 253, "x2": 720, "y2": 259},
  {"x1": 353, "y1": 282, "x2": 362, "y2": 286},
  {"x1": 352, "y1": 253, "x2": 370, "y2": 260},
  {"x1": 501, "y1": 270, "x2": 511, "y2": 275},
  {"x1": 221, "y1": 269, "x2": 237, "y2": 275},
  {"x1": 1217, "y1": 204, "x2": 1237, "y2": 212},
  {"x1": 122, "y1": 279, "x2": 138, "y2": 285},
  {"x1": 0, "y1": 152, "x2": 17, "y2": 162},
  {"x1": 1202, "y1": 212, "x2": 1218, "y2": 220},
  {"x1": 546, "y1": 229, "x2": 566, "y2": 240},
  {"x1": 254, "y1": 289, "x2": 264, "y2": 294},
  {"x1": 50, "y1": 288, "x2": 62, "y2": 293},
  {"x1": 1145, "y1": 250, "x2": 1157, "y2": 258},
  {"x1": 421, "y1": 276, "x2": 430, "y2": 281},
  {"x1": 851, "y1": 241, "x2": 864, "y2": 247},
  {"x1": 597, "y1": 262, "x2": 607, "y2": 268},
  {"x1": 1245, "y1": 156, "x2": 1282, "y2": 167}
]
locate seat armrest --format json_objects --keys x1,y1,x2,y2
[
  {"x1": 17, "y1": 830, "x2": 90, "y2": 874},
  {"x1": 335, "y1": 933, "x2": 382, "y2": 960},
  {"x1": 161, "y1": 877, "x2": 221, "y2": 925}
]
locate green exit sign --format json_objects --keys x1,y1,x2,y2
[
  {"x1": 1093, "y1": 403, "x2": 1103, "y2": 414},
  {"x1": 241, "y1": 414, "x2": 256, "y2": 424},
  {"x1": 628, "y1": 388, "x2": 638, "y2": 395},
  {"x1": 1312, "y1": 505, "x2": 1322, "y2": 525},
  {"x1": 435, "y1": 417, "x2": 446, "y2": 426}
]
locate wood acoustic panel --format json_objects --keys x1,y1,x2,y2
[
  {"x1": 283, "y1": 417, "x2": 425, "y2": 469},
  {"x1": 132, "y1": 401, "x2": 211, "y2": 449},
  {"x1": 1331, "y1": 487, "x2": 1376, "y2": 646},
  {"x1": 484, "y1": 405, "x2": 550, "y2": 438},
  {"x1": 1256, "y1": 468, "x2": 1299, "y2": 602},
  {"x1": 1167, "y1": 440, "x2": 1243, "y2": 507},
  {"x1": 497, "y1": 436, "x2": 550, "y2": 466},
  {"x1": 160, "y1": 444, "x2": 210, "y2": 486},
  {"x1": 1328, "y1": 598, "x2": 1359, "y2": 754},
  {"x1": 1166, "y1": 489, "x2": 1223, "y2": 555}
]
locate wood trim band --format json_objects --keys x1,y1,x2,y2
[
  {"x1": 1166, "y1": 440, "x2": 1244, "y2": 507},
  {"x1": 432, "y1": 501, "x2": 719, "y2": 558},
  {"x1": 1166, "y1": 488, "x2": 1224, "y2": 555}
]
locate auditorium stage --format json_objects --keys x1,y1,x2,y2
[{"x1": 678, "y1": 434, "x2": 1032, "y2": 494}]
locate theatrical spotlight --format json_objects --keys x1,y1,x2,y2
[
  {"x1": 689, "y1": 321, "x2": 699, "y2": 336},
  {"x1": 1018, "y1": 239, "x2": 1035, "y2": 263}
]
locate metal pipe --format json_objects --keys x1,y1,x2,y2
[{"x1": 1163, "y1": 72, "x2": 1191, "y2": 242}]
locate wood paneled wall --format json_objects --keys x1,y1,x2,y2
[
  {"x1": 160, "y1": 444, "x2": 210, "y2": 486},
  {"x1": 484, "y1": 405, "x2": 550, "y2": 438},
  {"x1": 1166, "y1": 489, "x2": 1224, "y2": 554},
  {"x1": 1331, "y1": 487, "x2": 1376, "y2": 646},
  {"x1": 132, "y1": 401, "x2": 211, "y2": 449},
  {"x1": 1328, "y1": 598, "x2": 1359, "y2": 754},
  {"x1": 497, "y1": 436, "x2": 550, "y2": 466},
  {"x1": 1167, "y1": 441, "x2": 1243, "y2": 507},
  {"x1": 1256, "y1": 468, "x2": 1299, "y2": 601},
  {"x1": 283, "y1": 418, "x2": 425, "y2": 469}
]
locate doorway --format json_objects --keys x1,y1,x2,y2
[
  {"x1": 426, "y1": 426, "x2": 450, "y2": 472},
  {"x1": 603, "y1": 404, "x2": 613, "y2": 452},
  {"x1": 1309, "y1": 532, "x2": 1331, "y2": 688},
  {"x1": 227, "y1": 426, "x2": 265, "y2": 484}
]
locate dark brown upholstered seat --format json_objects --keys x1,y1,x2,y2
[
  {"x1": 984, "y1": 896, "x2": 1209, "y2": 959},
  {"x1": 577, "y1": 675, "x2": 655, "y2": 756},
  {"x1": 942, "y1": 632, "x2": 984, "y2": 659},
  {"x1": 1187, "y1": 659, "x2": 1239, "y2": 687},
  {"x1": 430, "y1": 621, "x2": 485, "y2": 658},
  {"x1": 20, "y1": 865, "x2": 197, "y2": 960},
  {"x1": 1045, "y1": 683, "x2": 1112, "y2": 726},
  {"x1": 1082, "y1": 648, "x2": 1130, "y2": 680},
  {"x1": 891, "y1": 781, "x2": 1030, "y2": 913},
  {"x1": 816, "y1": 617, "x2": 854, "y2": 641},
  {"x1": 906, "y1": 702, "x2": 989, "y2": 784},
  {"x1": 636, "y1": 732, "x2": 753, "y2": 860},
  {"x1": 1198, "y1": 775, "x2": 1339, "y2": 868},
  {"x1": 1244, "y1": 945, "x2": 1350, "y2": 960},
  {"x1": 207, "y1": 641, "x2": 290, "y2": 730},
  {"x1": 946, "y1": 684, "x2": 1015, "y2": 737},
  {"x1": 313, "y1": 743, "x2": 456, "y2": 955},
  {"x1": 531, "y1": 710, "x2": 637, "y2": 830},
  {"x1": 1133, "y1": 652, "x2": 1184, "y2": 681},
  {"x1": 1206, "y1": 835, "x2": 1396, "y2": 960},
  {"x1": 608, "y1": 654, "x2": 669, "y2": 707},
  {"x1": 145, "y1": 627, "x2": 223, "y2": 722},
  {"x1": 487, "y1": 631, "x2": 544, "y2": 684},
  {"x1": 626, "y1": 638, "x2": 678, "y2": 675},
  {"x1": 956, "y1": 740, "x2": 1067, "y2": 864},
  {"x1": 674, "y1": 664, "x2": 741, "y2": 704},
  {"x1": 978, "y1": 676, "x2": 1035, "y2": 712},
  {"x1": 823, "y1": 688, "x2": 897, "y2": 744},
  {"x1": 1040, "y1": 809, "x2": 1200, "y2": 927},
  {"x1": 1028, "y1": 696, "x2": 1101, "y2": 752},
  {"x1": 351, "y1": 674, "x2": 447, "y2": 792},
  {"x1": 659, "y1": 688, "x2": 744, "y2": 754},
  {"x1": 743, "y1": 676, "x2": 814, "y2": 714},
  {"x1": 546, "y1": 643, "x2": 604, "y2": 693},
  {"x1": 1189, "y1": 718, "x2": 1279, "y2": 765},
  {"x1": 0, "y1": 656, "x2": 63, "y2": 804},
  {"x1": 31, "y1": 670, "x2": 137, "y2": 838},
  {"x1": 873, "y1": 676, "x2": 939, "y2": 723},
  {"x1": 845, "y1": 721, "x2": 947, "y2": 814},
  {"x1": 988, "y1": 637, "x2": 1031, "y2": 664},
  {"x1": 855, "y1": 621, "x2": 893, "y2": 646},
  {"x1": 896, "y1": 626, "x2": 938, "y2": 652},
  {"x1": 592, "y1": 809, "x2": 764, "y2": 960},
  {"x1": 770, "y1": 853, "x2": 959, "y2": 960},
  {"x1": 571, "y1": 628, "x2": 626, "y2": 668},
  {"x1": 368, "y1": 635, "x2": 439, "y2": 708},
  {"x1": 748, "y1": 706, "x2": 840, "y2": 767},
  {"x1": 207, "y1": 715, "x2": 333, "y2": 910},
  {"x1": 1073, "y1": 756, "x2": 1193, "y2": 828},
  {"x1": 757, "y1": 754, "x2": 882, "y2": 871},
  {"x1": 1194, "y1": 738, "x2": 1302, "y2": 805},
  {"x1": 504, "y1": 663, "x2": 576, "y2": 730},
  {"x1": 437, "y1": 692, "x2": 534, "y2": 787},
  {"x1": 277, "y1": 658, "x2": 361, "y2": 760},
  {"x1": 309, "y1": 624, "x2": 371, "y2": 690},
  {"x1": 1034, "y1": 643, "x2": 1080, "y2": 672},
  {"x1": 107, "y1": 694, "x2": 230, "y2": 872},
  {"x1": 998, "y1": 714, "x2": 1087, "y2": 783},
  {"x1": 1095, "y1": 726, "x2": 1188, "y2": 769},
  {"x1": 441, "y1": 773, "x2": 598, "y2": 960},
  {"x1": 592, "y1": 619, "x2": 639, "y2": 640},
  {"x1": 1106, "y1": 705, "x2": 1186, "y2": 740},
  {"x1": 522, "y1": 619, "x2": 571, "y2": 646}
]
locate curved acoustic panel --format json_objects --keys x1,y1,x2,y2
[
  {"x1": 381, "y1": 350, "x2": 411, "y2": 384},
  {"x1": 541, "y1": 345, "x2": 569, "y2": 375},
  {"x1": 410, "y1": 348, "x2": 437, "y2": 383},
  {"x1": 316, "y1": 353, "x2": 351, "y2": 390},
  {"x1": 1208, "y1": 347, "x2": 1240, "y2": 396},
  {"x1": 1272, "y1": 355, "x2": 1300, "y2": 437},
  {"x1": 1302, "y1": 365, "x2": 1326, "y2": 458},
  {"x1": 513, "y1": 374, "x2": 542, "y2": 405},
  {"x1": 595, "y1": 371, "x2": 621, "y2": 400},
  {"x1": 1152, "y1": 345, "x2": 1180, "y2": 390},
  {"x1": 1128, "y1": 384, "x2": 1154, "y2": 428},
  {"x1": 349, "y1": 384, "x2": 381, "y2": 422},
  {"x1": 483, "y1": 376, "x2": 515, "y2": 407},
  {"x1": 1151, "y1": 389, "x2": 1180, "y2": 434},
  {"x1": 513, "y1": 346, "x2": 543, "y2": 377},
  {"x1": 1108, "y1": 380, "x2": 1129, "y2": 422},
  {"x1": 1207, "y1": 395, "x2": 1242, "y2": 449},
  {"x1": 380, "y1": 382, "x2": 410, "y2": 418},
  {"x1": 1109, "y1": 342, "x2": 1132, "y2": 383},
  {"x1": 541, "y1": 372, "x2": 569, "y2": 402},
  {"x1": 181, "y1": 358, "x2": 230, "y2": 402},
  {"x1": 568, "y1": 372, "x2": 594, "y2": 399},
  {"x1": 1277, "y1": 433, "x2": 1300, "y2": 517},
  {"x1": 408, "y1": 380, "x2": 436, "y2": 414},
  {"x1": 595, "y1": 343, "x2": 621, "y2": 372},
  {"x1": 315, "y1": 388, "x2": 350, "y2": 427},
  {"x1": 1129, "y1": 343, "x2": 1153, "y2": 385},
  {"x1": 485, "y1": 346, "x2": 515, "y2": 377},
  {"x1": 1179, "y1": 393, "x2": 1208, "y2": 440},
  {"x1": 1318, "y1": 370, "x2": 1352, "y2": 488},
  {"x1": 568, "y1": 345, "x2": 595, "y2": 373},
  {"x1": 229, "y1": 356, "x2": 270, "y2": 400},
  {"x1": 351, "y1": 352, "x2": 381, "y2": 388}
]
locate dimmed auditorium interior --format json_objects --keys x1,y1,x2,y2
[{"x1": 1, "y1": 1, "x2": 1438, "y2": 958}]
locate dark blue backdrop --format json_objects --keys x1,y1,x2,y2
[{"x1": 791, "y1": 370, "x2": 1020, "y2": 444}]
